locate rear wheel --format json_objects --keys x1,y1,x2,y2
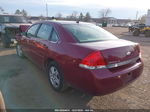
[
  {"x1": 47, "y1": 61, "x2": 68, "y2": 92},
  {"x1": 16, "y1": 44, "x2": 24, "y2": 58},
  {"x1": 133, "y1": 29, "x2": 140, "y2": 36},
  {"x1": 144, "y1": 30, "x2": 150, "y2": 37}
]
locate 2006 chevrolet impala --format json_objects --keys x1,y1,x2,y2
[{"x1": 16, "y1": 21, "x2": 143, "y2": 95}]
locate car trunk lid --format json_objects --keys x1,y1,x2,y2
[
  {"x1": 77, "y1": 39, "x2": 140, "y2": 67},
  {"x1": 101, "y1": 43, "x2": 139, "y2": 65}
]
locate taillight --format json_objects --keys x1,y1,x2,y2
[{"x1": 79, "y1": 51, "x2": 106, "y2": 69}]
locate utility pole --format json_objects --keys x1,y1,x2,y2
[
  {"x1": 136, "y1": 11, "x2": 139, "y2": 20},
  {"x1": 44, "y1": 0, "x2": 48, "y2": 18},
  {"x1": 46, "y1": 2, "x2": 48, "y2": 18}
]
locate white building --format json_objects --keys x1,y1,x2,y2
[{"x1": 146, "y1": 9, "x2": 150, "y2": 26}]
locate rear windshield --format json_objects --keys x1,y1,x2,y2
[{"x1": 62, "y1": 24, "x2": 118, "y2": 43}]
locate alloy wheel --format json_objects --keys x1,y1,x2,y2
[
  {"x1": 49, "y1": 66, "x2": 60, "y2": 88},
  {"x1": 17, "y1": 45, "x2": 23, "y2": 57}
]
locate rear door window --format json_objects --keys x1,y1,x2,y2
[
  {"x1": 37, "y1": 24, "x2": 52, "y2": 40},
  {"x1": 27, "y1": 24, "x2": 40, "y2": 37}
]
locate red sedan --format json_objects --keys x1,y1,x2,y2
[{"x1": 16, "y1": 21, "x2": 143, "y2": 95}]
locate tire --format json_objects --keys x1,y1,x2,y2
[
  {"x1": 144, "y1": 31, "x2": 150, "y2": 37},
  {"x1": 47, "y1": 61, "x2": 68, "y2": 92},
  {"x1": 16, "y1": 44, "x2": 24, "y2": 58},
  {"x1": 133, "y1": 29, "x2": 140, "y2": 36},
  {"x1": 1, "y1": 34, "x2": 10, "y2": 48}
]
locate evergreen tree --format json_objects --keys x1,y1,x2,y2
[
  {"x1": 84, "y1": 12, "x2": 91, "y2": 22},
  {"x1": 15, "y1": 9, "x2": 21, "y2": 15},
  {"x1": 79, "y1": 13, "x2": 84, "y2": 21}
]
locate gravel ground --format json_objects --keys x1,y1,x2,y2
[{"x1": 0, "y1": 27, "x2": 150, "y2": 109}]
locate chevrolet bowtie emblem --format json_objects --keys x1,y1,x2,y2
[{"x1": 127, "y1": 51, "x2": 131, "y2": 56}]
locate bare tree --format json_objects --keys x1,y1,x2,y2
[
  {"x1": 15, "y1": 9, "x2": 28, "y2": 17},
  {"x1": 55, "y1": 13, "x2": 62, "y2": 19},
  {"x1": 99, "y1": 8, "x2": 111, "y2": 18},
  {"x1": 21, "y1": 9, "x2": 28, "y2": 17},
  {"x1": 39, "y1": 14, "x2": 45, "y2": 20},
  {"x1": 99, "y1": 8, "x2": 111, "y2": 23},
  {"x1": 138, "y1": 14, "x2": 147, "y2": 24},
  {"x1": 0, "y1": 7, "x2": 4, "y2": 13},
  {"x1": 72, "y1": 11, "x2": 78, "y2": 18},
  {"x1": 67, "y1": 11, "x2": 78, "y2": 20},
  {"x1": 71, "y1": 11, "x2": 78, "y2": 19}
]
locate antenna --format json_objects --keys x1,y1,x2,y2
[{"x1": 76, "y1": 19, "x2": 80, "y2": 24}]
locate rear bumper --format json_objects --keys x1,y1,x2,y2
[
  {"x1": 64, "y1": 60, "x2": 144, "y2": 96},
  {"x1": 92, "y1": 61, "x2": 143, "y2": 95}
]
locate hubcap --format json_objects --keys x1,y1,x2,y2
[
  {"x1": 17, "y1": 45, "x2": 23, "y2": 56},
  {"x1": 49, "y1": 66, "x2": 60, "y2": 88}
]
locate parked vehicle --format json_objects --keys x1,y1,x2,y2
[
  {"x1": 129, "y1": 24, "x2": 145, "y2": 32},
  {"x1": 16, "y1": 21, "x2": 143, "y2": 95},
  {"x1": 133, "y1": 26, "x2": 150, "y2": 37},
  {"x1": 0, "y1": 14, "x2": 31, "y2": 48},
  {"x1": 143, "y1": 27, "x2": 150, "y2": 37},
  {"x1": 112, "y1": 24, "x2": 120, "y2": 27}
]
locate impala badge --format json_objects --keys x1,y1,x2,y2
[{"x1": 127, "y1": 51, "x2": 131, "y2": 56}]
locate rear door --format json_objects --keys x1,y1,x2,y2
[
  {"x1": 21, "y1": 24, "x2": 40, "y2": 59},
  {"x1": 31, "y1": 23, "x2": 53, "y2": 67}
]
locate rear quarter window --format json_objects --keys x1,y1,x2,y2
[{"x1": 50, "y1": 30, "x2": 59, "y2": 42}]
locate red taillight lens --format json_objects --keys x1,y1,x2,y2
[{"x1": 79, "y1": 51, "x2": 106, "y2": 69}]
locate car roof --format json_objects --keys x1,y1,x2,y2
[{"x1": 39, "y1": 20, "x2": 93, "y2": 25}]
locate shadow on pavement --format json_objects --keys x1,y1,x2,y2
[{"x1": 0, "y1": 48, "x2": 93, "y2": 109}]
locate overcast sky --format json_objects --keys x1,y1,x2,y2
[{"x1": 0, "y1": 0, "x2": 149, "y2": 19}]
